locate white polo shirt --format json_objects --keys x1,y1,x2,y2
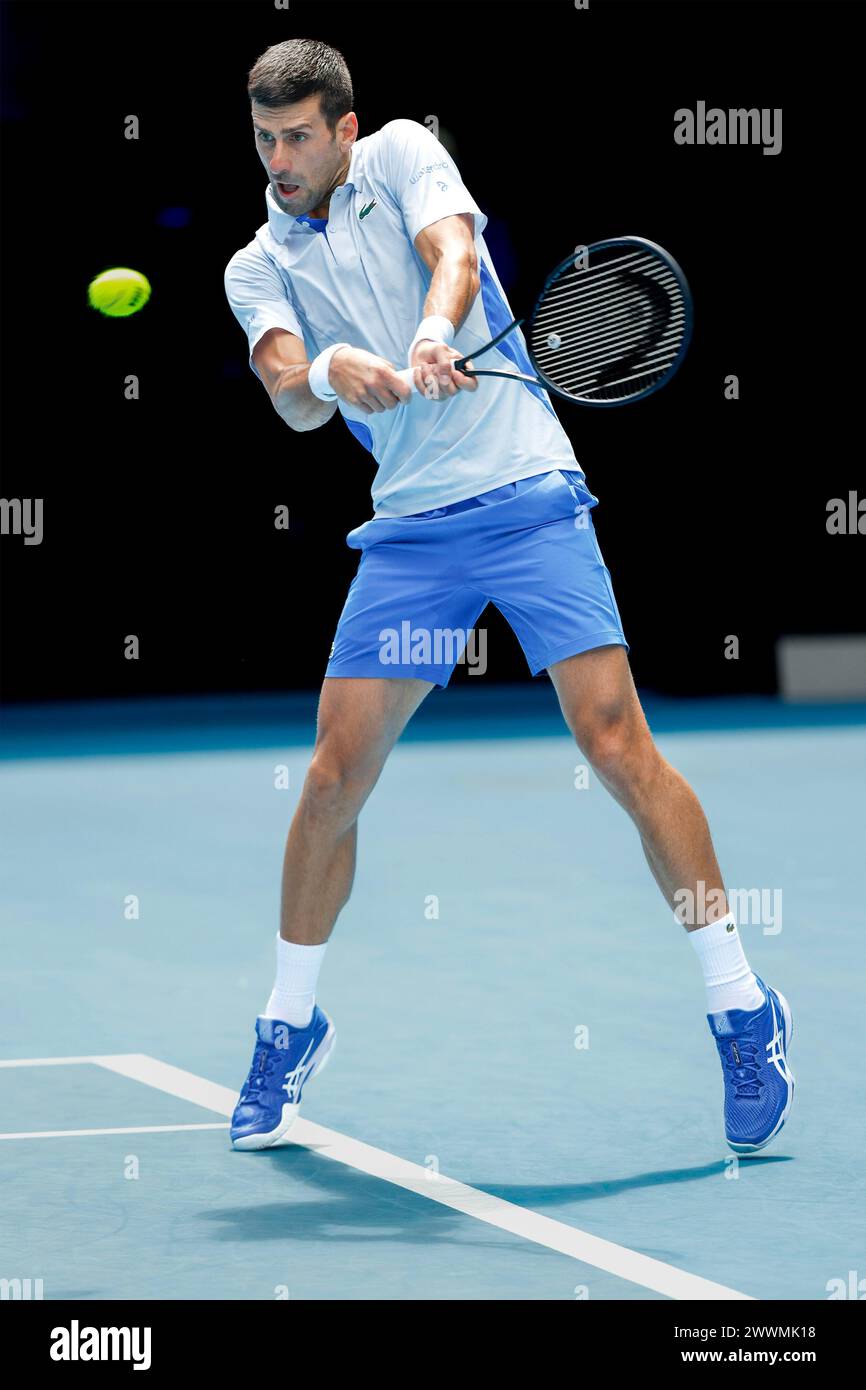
[{"x1": 224, "y1": 118, "x2": 581, "y2": 517}]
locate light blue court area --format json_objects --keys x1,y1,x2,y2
[{"x1": 1, "y1": 688, "x2": 864, "y2": 1300}]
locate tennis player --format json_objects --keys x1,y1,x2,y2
[{"x1": 224, "y1": 39, "x2": 794, "y2": 1157}]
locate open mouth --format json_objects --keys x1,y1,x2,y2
[{"x1": 277, "y1": 181, "x2": 300, "y2": 197}]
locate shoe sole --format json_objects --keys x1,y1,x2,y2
[
  {"x1": 231, "y1": 1023, "x2": 337, "y2": 1152},
  {"x1": 727, "y1": 988, "x2": 795, "y2": 1157}
]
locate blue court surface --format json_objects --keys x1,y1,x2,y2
[{"x1": 1, "y1": 687, "x2": 864, "y2": 1301}]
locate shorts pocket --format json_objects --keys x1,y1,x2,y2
[{"x1": 558, "y1": 469, "x2": 599, "y2": 514}]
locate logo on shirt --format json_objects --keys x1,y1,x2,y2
[
  {"x1": 409, "y1": 160, "x2": 450, "y2": 185},
  {"x1": 358, "y1": 198, "x2": 378, "y2": 220}
]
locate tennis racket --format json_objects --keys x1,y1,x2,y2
[{"x1": 395, "y1": 235, "x2": 692, "y2": 407}]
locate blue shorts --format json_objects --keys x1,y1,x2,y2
[{"x1": 325, "y1": 469, "x2": 629, "y2": 687}]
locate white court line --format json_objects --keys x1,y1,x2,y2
[
  {"x1": 0, "y1": 1056, "x2": 101, "y2": 1067},
  {"x1": 0, "y1": 1123, "x2": 229, "y2": 1141},
  {"x1": 2, "y1": 1053, "x2": 752, "y2": 1301}
]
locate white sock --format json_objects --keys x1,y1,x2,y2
[
  {"x1": 688, "y1": 912, "x2": 765, "y2": 1014},
  {"x1": 264, "y1": 933, "x2": 328, "y2": 1028}
]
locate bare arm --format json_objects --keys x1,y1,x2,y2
[
  {"x1": 407, "y1": 213, "x2": 481, "y2": 399},
  {"x1": 253, "y1": 327, "x2": 338, "y2": 433},
  {"x1": 413, "y1": 212, "x2": 481, "y2": 330},
  {"x1": 256, "y1": 325, "x2": 414, "y2": 423}
]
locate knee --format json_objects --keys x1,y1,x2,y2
[
  {"x1": 578, "y1": 708, "x2": 656, "y2": 788},
  {"x1": 302, "y1": 747, "x2": 377, "y2": 820}
]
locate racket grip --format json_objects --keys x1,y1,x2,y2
[{"x1": 393, "y1": 357, "x2": 475, "y2": 405}]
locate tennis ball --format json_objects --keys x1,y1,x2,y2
[{"x1": 87, "y1": 267, "x2": 151, "y2": 318}]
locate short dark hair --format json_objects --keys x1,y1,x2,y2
[{"x1": 247, "y1": 38, "x2": 353, "y2": 136}]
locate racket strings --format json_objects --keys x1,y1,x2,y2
[
  {"x1": 535, "y1": 302, "x2": 681, "y2": 385},
  {"x1": 538, "y1": 301, "x2": 684, "y2": 371},
  {"x1": 530, "y1": 247, "x2": 689, "y2": 402}
]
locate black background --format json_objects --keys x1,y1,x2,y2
[{"x1": 1, "y1": 0, "x2": 862, "y2": 704}]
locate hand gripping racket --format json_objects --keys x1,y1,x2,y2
[{"x1": 395, "y1": 236, "x2": 693, "y2": 406}]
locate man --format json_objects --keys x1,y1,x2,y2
[{"x1": 224, "y1": 38, "x2": 794, "y2": 1157}]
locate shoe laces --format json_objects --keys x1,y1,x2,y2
[
  {"x1": 241, "y1": 1044, "x2": 280, "y2": 1106},
  {"x1": 723, "y1": 1032, "x2": 764, "y2": 1100}
]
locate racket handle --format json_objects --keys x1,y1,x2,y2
[
  {"x1": 394, "y1": 356, "x2": 472, "y2": 383},
  {"x1": 393, "y1": 360, "x2": 472, "y2": 403}
]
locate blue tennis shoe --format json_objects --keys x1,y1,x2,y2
[
  {"x1": 707, "y1": 976, "x2": 795, "y2": 1155},
  {"x1": 231, "y1": 1008, "x2": 336, "y2": 1150}
]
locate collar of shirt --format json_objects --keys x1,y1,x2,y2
[{"x1": 264, "y1": 136, "x2": 367, "y2": 242}]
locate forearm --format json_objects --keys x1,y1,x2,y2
[
  {"x1": 421, "y1": 246, "x2": 480, "y2": 336},
  {"x1": 272, "y1": 363, "x2": 338, "y2": 432}
]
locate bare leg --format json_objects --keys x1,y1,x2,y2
[
  {"x1": 280, "y1": 677, "x2": 434, "y2": 944},
  {"x1": 548, "y1": 646, "x2": 727, "y2": 931}
]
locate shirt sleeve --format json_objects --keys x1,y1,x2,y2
[
  {"x1": 379, "y1": 119, "x2": 488, "y2": 245},
  {"x1": 224, "y1": 242, "x2": 306, "y2": 382}
]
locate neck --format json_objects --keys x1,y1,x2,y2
[{"x1": 310, "y1": 150, "x2": 352, "y2": 220}]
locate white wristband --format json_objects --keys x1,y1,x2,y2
[
  {"x1": 407, "y1": 315, "x2": 455, "y2": 366},
  {"x1": 308, "y1": 343, "x2": 351, "y2": 401}
]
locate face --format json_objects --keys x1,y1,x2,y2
[{"x1": 251, "y1": 96, "x2": 357, "y2": 219}]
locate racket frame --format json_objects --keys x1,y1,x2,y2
[{"x1": 452, "y1": 235, "x2": 694, "y2": 407}]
